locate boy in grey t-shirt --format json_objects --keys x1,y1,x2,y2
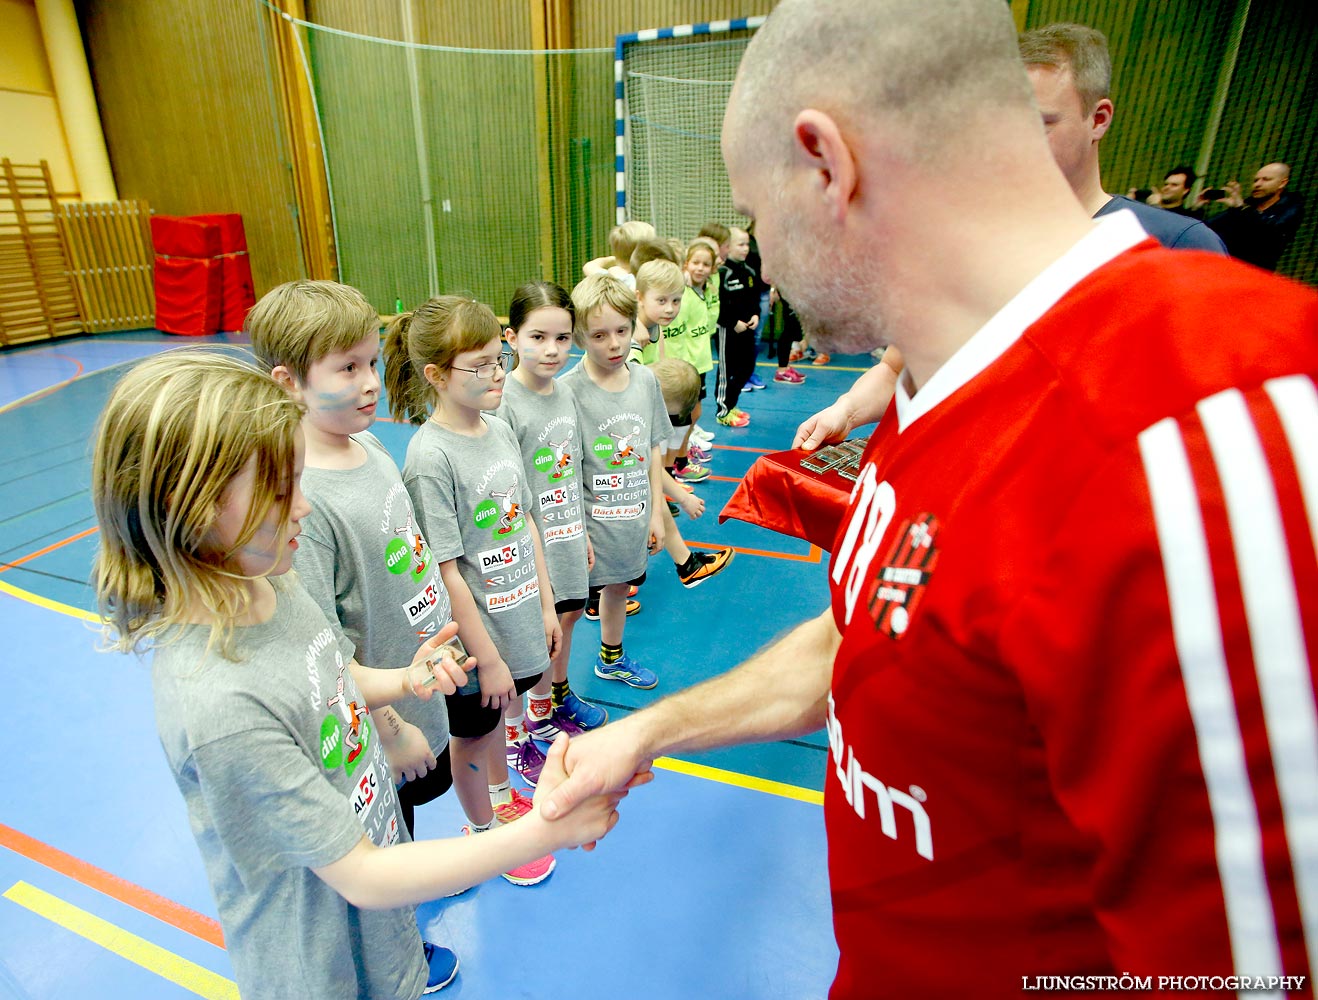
[
  {"x1": 249, "y1": 283, "x2": 455, "y2": 839},
  {"x1": 296, "y1": 432, "x2": 455, "y2": 833}
]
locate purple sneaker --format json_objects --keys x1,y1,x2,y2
[
  {"x1": 505, "y1": 737, "x2": 547, "y2": 786},
  {"x1": 527, "y1": 709, "x2": 584, "y2": 743}
]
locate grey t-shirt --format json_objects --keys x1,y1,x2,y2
[
  {"x1": 295, "y1": 432, "x2": 452, "y2": 754},
  {"x1": 402, "y1": 414, "x2": 550, "y2": 687},
  {"x1": 560, "y1": 360, "x2": 669, "y2": 584},
  {"x1": 152, "y1": 578, "x2": 425, "y2": 1000},
  {"x1": 495, "y1": 377, "x2": 589, "y2": 603}
]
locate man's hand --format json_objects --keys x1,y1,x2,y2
[
  {"x1": 747, "y1": 314, "x2": 759, "y2": 331},
  {"x1": 1223, "y1": 179, "x2": 1245, "y2": 209},
  {"x1": 538, "y1": 725, "x2": 655, "y2": 836},
  {"x1": 794, "y1": 399, "x2": 854, "y2": 451},
  {"x1": 532, "y1": 735, "x2": 641, "y2": 850}
]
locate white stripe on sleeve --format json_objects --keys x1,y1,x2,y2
[{"x1": 1139, "y1": 415, "x2": 1284, "y2": 989}]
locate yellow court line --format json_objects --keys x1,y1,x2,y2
[
  {"x1": 654, "y1": 756, "x2": 823, "y2": 806},
  {"x1": 3, "y1": 881, "x2": 238, "y2": 1000},
  {"x1": 0, "y1": 580, "x2": 101, "y2": 623}
]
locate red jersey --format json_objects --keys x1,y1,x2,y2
[{"x1": 825, "y1": 213, "x2": 1318, "y2": 998}]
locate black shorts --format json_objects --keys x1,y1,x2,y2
[
  {"x1": 555, "y1": 597, "x2": 587, "y2": 615},
  {"x1": 588, "y1": 572, "x2": 647, "y2": 599},
  {"x1": 445, "y1": 672, "x2": 544, "y2": 739},
  {"x1": 396, "y1": 742, "x2": 452, "y2": 838}
]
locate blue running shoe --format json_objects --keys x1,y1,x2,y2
[
  {"x1": 745, "y1": 372, "x2": 766, "y2": 390},
  {"x1": 556, "y1": 692, "x2": 608, "y2": 730},
  {"x1": 423, "y1": 943, "x2": 460, "y2": 993},
  {"x1": 594, "y1": 652, "x2": 658, "y2": 690}
]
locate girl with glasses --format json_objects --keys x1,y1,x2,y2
[{"x1": 385, "y1": 296, "x2": 562, "y2": 885}]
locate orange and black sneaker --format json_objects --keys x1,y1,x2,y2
[{"x1": 678, "y1": 547, "x2": 735, "y2": 588}]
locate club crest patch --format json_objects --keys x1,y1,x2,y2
[{"x1": 865, "y1": 513, "x2": 940, "y2": 638}]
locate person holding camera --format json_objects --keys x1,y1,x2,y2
[{"x1": 1204, "y1": 162, "x2": 1305, "y2": 271}]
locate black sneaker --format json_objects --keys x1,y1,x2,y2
[{"x1": 677, "y1": 548, "x2": 735, "y2": 588}]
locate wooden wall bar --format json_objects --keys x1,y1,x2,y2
[
  {"x1": 58, "y1": 200, "x2": 154, "y2": 333},
  {"x1": 0, "y1": 159, "x2": 82, "y2": 347}
]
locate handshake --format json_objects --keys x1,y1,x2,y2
[{"x1": 402, "y1": 624, "x2": 654, "y2": 853}]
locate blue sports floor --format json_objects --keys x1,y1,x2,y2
[{"x1": 0, "y1": 332, "x2": 876, "y2": 999}]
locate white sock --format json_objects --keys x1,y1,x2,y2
[{"x1": 489, "y1": 780, "x2": 512, "y2": 807}]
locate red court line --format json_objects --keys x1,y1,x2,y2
[
  {"x1": 708, "y1": 475, "x2": 742, "y2": 483},
  {"x1": 0, "y1": 526, "x2": 99, "y2": 574},
  {"x1": 0, "y1": 355, "x2": 85, "y2": 414},
  {"x1": 0, "y1": 822, "x2": 225, "y2": 949}
]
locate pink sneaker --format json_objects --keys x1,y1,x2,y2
[
  {"x1": 774, "y1": 367, "x2": 806, "y2": 384},
  {"x1": 492, "y1": 788, "x2": 534, "y2": 824},
  {"x1": 687, "y1": 443, "x2": 712, "y2": 463},
  {"x1": 463, "y1": 824, "x2": 555, "y2": 886}
]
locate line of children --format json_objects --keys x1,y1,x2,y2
[
  {"x1": 92, "y1": 350, "x2": 624, "y2": 999},
  {"x1": 385, "y1": 298, "x2": 561, "y2": 885}
]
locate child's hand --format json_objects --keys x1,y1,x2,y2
[
  {"x1": 478, "y1": 657, "x2": 516, "y2": 710},
  {"x1": 747, "y1": 314, "x2": 759, "y2": 331},
  {"x1": 543, "y1": 609, "x2": 562, "y2": 659},
  {"x1": 381, "y1": 718, "x2": 437, "y2": 784},
  {"x1": 405, "y1": 624, "x2": 472, "y2": 698},
  {"x1": 634, "y1": 326, "x2": 651, "y2": 348},
  {"x1": 647, "y1": 511, "x2": 665, "y2": 554},
  {"x1": 680, "y1": 492, "x2": 705, "y2": 519},
  {"x1": 585, "y1": 534, "x2": 596, "y2": 572}
]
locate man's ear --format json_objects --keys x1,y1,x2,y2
[
  {"x1": 1091, "y1": 97, "x2": 1114, "y2": 143},
  {"x1": 272, "y1": 368, "x2": 303, "y2": 397},
  {"x1": 792, "y1": 109, "x2": 858, "y2": 224}
]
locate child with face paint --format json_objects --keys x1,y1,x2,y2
[
  {"x1": 496, "y1": 282, "x2": 612, "y2": 745},
  {"x1": 247, "y1": 280, "x2": 455, "y2": 841},
  {"x1": 92, "y1": 351, "x2": 626, "y2": 998},
  {"x1": 384, "y1": 296, "x2": 561, "y2": 886}
]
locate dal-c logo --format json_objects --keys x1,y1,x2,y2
[{"x1": 478, "y1": 542, "x2": 520, "y2": 571}]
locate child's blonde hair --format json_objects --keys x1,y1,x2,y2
[
  {"x1": 383, "y1": 296, "x2": 503, "y2": 425},
  {"x1": 651, "y1": 357, "x2": 700, "y2": 419},
  {"x1": 628, "y1": 237, "x2": 681, "y2": 273},
  {"x1": 246, "y1": 279, "x2": 378, "y2": 380},
  {"x1": 608, "y1": 220, "x2": 657, "y2": 268},
  {"x1": 92, "y1": 350, "x2": 304, "y2": 659},
  {"x1": 635, "y1": 259, "x2": 684, "y2": 297},
  {"x1": 570, "y1": 274, "x2": 638, "y2": 348}
]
